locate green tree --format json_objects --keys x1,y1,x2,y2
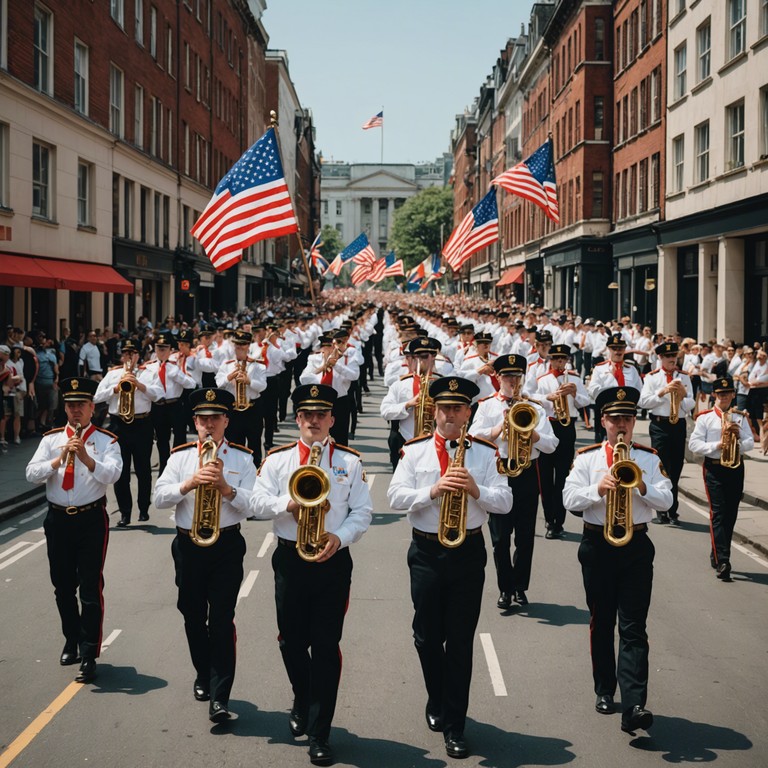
[
  {"x1": 317, "y1": 225, "x2": 344, "y2": 262},
  {"x1": 388, "y1": 187, "x2": 453, "y2": 270}
]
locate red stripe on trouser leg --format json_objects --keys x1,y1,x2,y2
[{"x1": 702, "y1": 465, "x2": 719, "y2": 565}]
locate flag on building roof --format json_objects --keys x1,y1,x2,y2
[
  {"x1": 191, "y1": 127, "x2": 298, "y2": 272},
  {"x1": 368, "y1": 250, "x2": 405, "y2": 283},
  {"x1": 492, "y1": 137, "x2": 559, "y2": 223},
  {"x1": 442, "y1": 188, "x2": 499, "y2": 271},
  {"x1": 362, "y1": 111, "x2": 383, "y2": 130},
  {"x1": 338, "y1": 232, "x2": 377, "y2": 267}
]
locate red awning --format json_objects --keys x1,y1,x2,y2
[
  {"x1": 0, "y1": 254, "x2": 133, "y2": 293},
  {"x1": 496, "y1": 265, "x2": 525, "y2": 287}
]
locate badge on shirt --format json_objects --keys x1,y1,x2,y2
[{"x1": 332, "y1": 465, "x2": 348, "y2": 481}]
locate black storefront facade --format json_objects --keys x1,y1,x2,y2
[{"x1": 609, "y1": 225, "x2": 659, "y2": 328}]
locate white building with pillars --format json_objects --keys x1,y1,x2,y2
[{"x1": 320, "y1": 160, "x2": 448, "y2": 257}]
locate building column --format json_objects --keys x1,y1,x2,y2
[
  {"x1": 698, "y1": 243, "x2": 718, "y2": 341},
  {"x1": 656, "y1": 245, "x2": 677, "y2": 334},
  {"x1": 371, "y1": 198, "x2": 379, "y2": 252},
  {"x1": 717, "y1": 237, "x2": 744, "y2": 343},
  {"x1": 165, "y1": 276, "x2": 175, "y2": 319}
]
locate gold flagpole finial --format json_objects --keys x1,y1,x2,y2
[{"x1": 270, "y1": 110, "x2": 278, "y2": 129}]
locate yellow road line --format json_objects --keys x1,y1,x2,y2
[{"x1": 0, "y1": 682, "x2": 83, "y2": 768}]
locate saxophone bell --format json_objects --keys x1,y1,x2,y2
[
  {"x1": 497, "y1": 400, "x2": 538, "y2": 477},
  {"x1": 603, "y1": 431, "x2": 641, "y2": 547},
  {"x1": 190, "y1": 433, "x2": 222, "y2": 547},
  {"x1": 289, "y1": 442, "x2": 331, "y2": 561},
  {"x1": 117, "y1": 360, "x2": 136, "y2": 423}
]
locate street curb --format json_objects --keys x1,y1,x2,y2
[{"x1": 0, "y1": 487, "x2": 47, "y2": 524}]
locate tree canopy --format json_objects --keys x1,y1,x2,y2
[{"x1": 388, "y1": 187, "x2": 453, "y2": 270}]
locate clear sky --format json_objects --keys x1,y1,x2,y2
[{"x1": 262, "y1": 0, "x2": 528, "y2": 165}]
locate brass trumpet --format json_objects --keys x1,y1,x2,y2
[
  {"x1": 438, "y1": 424, "x2": 469, "y2": 548},
  {"x1": 720, "y1": 408, "x2": 741, "y2": 468},
  {"x1": 496, "y1": 400, "x2": 538, "y2": 477},
  {"x1": 603, "y1": 432, "x2": 642, "y2": 547},
  {"x1": 289, "y1": 442, "x2": 331, "y2": 561},
  {"x1": 233, "y1": 359, "x2": 251, "y2": 412},
  {"x1": 668, "y1": 378, "x2": 681, "y2": 425},
  {"x1": 553, "y1": 387, "x2": 571, "y2": 426},
  {"x1": 190, "y1": 433, "x2": 222, "y2": 547},
  {"x1": 117, "y1": 361, "x2": 136, "y2": 423},
  {"x1": 414, "y1": 360, "x2": 435, "y2": 437}
]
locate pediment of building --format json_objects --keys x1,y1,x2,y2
[{"x1": 347, "y1": 170, "x2": 419, "y2": 192}]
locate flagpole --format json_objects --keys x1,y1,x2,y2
[
  {"x1": 380, "y1": 105, "x2": 384, "y2": 166},
  {"x1": 269, "y1": 110, "x2": 317, "y2": 305}
]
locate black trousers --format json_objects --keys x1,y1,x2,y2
[
  {"x1": 703, "y1": 460, "x2": 744, "y2": 566},
  {"x1": 172, "y1": 528, "x2": 246, "y2": 705},
  {"x1": 273, "y1": 543, "x2": 352, "y2": 741},
  {"x1": 262, "y1": 376, "x2": 280, "y2": 448},
  {"x1": 578, "y1": 528, "x2": 654, "y2": 714},
  {"x1": 173, "y1": 389, "x2": 194, "y2": 448},
  {"x1": 293, "y1": 348, "x2": 311, "y2": 386},
  {"x1": 225, "y1": 401, "x2": 263, "y2": 466},
  {"x1": 539, "y1": 420, "x2": 576, "y2": 532},
  {"x1": 388, "y1": 422, "x2": 405, "y2": 470},
  {"x1": 151, "y1": 402, "x2": 175, "y2": 473},
  {"x1": 488, "y1": 462, "x2": 538, "y2": 593},
  {"x1": 363, "y1": 339, "x2": 374, "y2": 386},
  {"x1": 330, "y1": 395, "x2": 351, "y2": 446},
  {"x1": 113, "y1": 415, "x2": 154, "y2": 520},
  {"x1": 649, "y1": 417, "x2": 685, "y2": 517},
  {"x1": 44, "y1": 500, "x2": 109, "y2": 660},
  {"x1": 278, "y1": 364, "x2": 294, "y2": 421},
  {"x1": 408, "y1": 531, "x2": 486, "y2": 737}
]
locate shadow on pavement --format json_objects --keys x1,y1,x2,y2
[
  {"x1": 732, "y1": 570, "x2": 768, "y2": 586},
  {"x1": 627, "y1": 714, "x2": 752, "y2": 760},
  {"x1": 370, "y1": 512, "x2": 406, "y2": 527},
  {"x1": 110, "y1": 523, "x2": 177, "y2": 537},
  {"x1": 514, "y1": 601, "x2": 590, "y2": 627},
  {"x1": 88, "y1": 664, "x2": 168, "y2": 695}
]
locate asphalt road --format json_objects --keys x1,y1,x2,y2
[{"x1": 1, "y1": 380, "x2": 767, "y2": 768}]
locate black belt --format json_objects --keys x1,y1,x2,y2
[
  {"x1": 277, "y1": 536, "x2": 297, "y2": 547},
  {"x1": 651, "y1": 415, "x2": 677, "y2": 423},
  {"x1": 412, "y1": 526, "x2": 483, "y2": 541},
  {"x1": 116, "y1": 412, "x2": 150, "y2": 421},
  {"x1": 49, "y1": 497, "x2": 105, "y2": 515},
  {"x1": 704, "y1": 457, "x2": 734, "y2": 467},
  {"x1": 583, "y1": 522, "x2": 648, "y2": 533},
  {"x1": 176, "y1": 523, "x2": 241, "y2": 536},
  {"x1": 155, "y1": 398, "x2": 179, "y2": 405}
]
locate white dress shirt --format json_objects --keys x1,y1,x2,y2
[
  {"x1": 638, "y1": 369, "x2": 694, "y2": 418},
  {"x1": 688, "y1": 407, "x2": 755, "y2": 458}
]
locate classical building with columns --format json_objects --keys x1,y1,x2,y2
[{"x1": 320, "y1": 159, "x2": 450, "y2": 257}]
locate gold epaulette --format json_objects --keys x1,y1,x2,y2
[
  {"x1": 228, "y1": 442, "x2": 253, "y2": 454},
  {"x1": 400, "y1": 373, "x2": 414, "y2": 380},
  {"x1": 95, "y1": 426, "x2": 118, "y2": 441},
  {"x1": 334, "y1": 444, "x2": 361, "y2": 457},
  {"x1": 632, "y1": 442, "x2": 657, "y2": 454},
  {"x1": 576, "y1": 442, "x2": 602, "y2": 454},
  {"x1": 171, "y1": 442, "x2": 196, "y2": 453},
  {"x1": 469, "y1": 436, "x2": 497, "y2": 450},
  {"x1": 267, "y1": 442, "x2": 296, "y2": 455},
  {"x1": 403, "y1": 435, "x2": 432, "y2": 447},
  {"x1": 477, "y1": 394, "x2": 494, "y2": 403},
  {"x1": 108, "y1": 364, "x2": 123, "y2": 371},
  {"x1": 44, "y1": 427, "x2": 65, "y2": 436},
  {"x1": 696, "y1": 409, "x2": 713, "y2": 419}
]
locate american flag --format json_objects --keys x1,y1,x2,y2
[
  {"x1": 351, "y1": 262, "x2": 374, "y2": 286},
  {"x1": 442, "y1": 189, "x2": 499, "y2": 271},
  {"x1": 309, "y1": 232, "x2": 328, "y2": 273},
  {"x1": 362, "y1": 111, "x2": 383, "y2": 130},
  {"x1": 368, "y1": 250, "x2": 405, "y2": 283},
  {"x1": 339, "y1": 232, "x2": 377, "y2": 267},
  {"x1": 191, "y1": 128, "x2": 298, "y2": 272},
  {"x1": 492, "y1": 137, "x2": 559, "y2": 223}
]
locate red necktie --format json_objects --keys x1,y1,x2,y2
[
  {"x1": 614, "y1": 364, "x2": 625, "y2": 386},
  {"x1": 159, "y1": 361, "x2": 167, "y2": 390},
  {"x1": 434, "y1": 433, "x2": 449, "y2": 476},
  {"x1": 665, "y1": 371, "x2": 674, "y2": 384},
  {"x1": 205, "y1": 347, "x2": 212, "y2": 359},
  {"x1": 298, "y1": 441, "x2": 310, "y2": 465},
  {"x1": 413, "y1": 376, "x2": 420, "y2": 396},
  {"x1": 262, "y1": 343, "x2": 269, "y2": 367},
  {"x1": 62, "y1": 424, "x2": 95, "y2": 490},
  {"x1": 605, "y1": 443, "x2": 614, "y2": 468},
  {"x1": 549, "y1": 367, "x2": 563, "y2": 377}
]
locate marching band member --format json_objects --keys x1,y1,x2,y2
[
  {"x1": 388, "y1": 377, "x2": 512, "y2": 760},
  {"x1": 638, "y1": 341, "x2": 694, "y2": 525},
  {"x1": 563, "y1": 387, "x2": 672, "y2": 735},
  {"x1": 94, "y1": 340, "x2": 161, "y2": 526},
  {"x1": 534, "y1": 344, "x2": 591, "y2": 539},
  {"x1": 153, "y1": 388, "x2": 256, "y2": 723},
  {"x1": 452, "y1": 324, "x2": 475, "y2": 370},
  {"x1": 522, "y1": 330, "x2": 553, "y2": 395},
  {"x1": 470, "y1": 355, "x2": 557, "y2": 607},
  {"x1": 193, "y1": 328, "x2": 221, "y2": 388},
  {"x1": 688, "y1": 376, "x2": 754, "y2": 580},
  {"x1": 459, "y1": 332, "x2": 498, "y2": 399},
  {"x1": 26, "y1": 378, "x2": 123, "y2": 683},
  {"x1": 255, "y1": 323, "x2": 289, "y2": 451},
  {"x1": 251, "y1": 384, "x2": 372, "y2": 766}
]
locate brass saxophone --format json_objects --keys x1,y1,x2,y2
[
  {"x1": 117, "y1": 361, "x2": 136, "y2": 423},
  {"x1": 497, "y1": 400, "x2": 538, "y2": 477},
  {"x1": 668, "y1": 377, "x2": 680, "y2": 425},
  {"x1": 553, "y1": 382, "x2": 571, "y2": 426},
  {"x1": 438, "y1": 423, "x2": 469, "y2": 548},
  {"x1": 233, "y1": 359, "x2": 251, "y2": 411},
  {"x1": 414, "y1": 360, "x2": 435, "y2": 436},
  {"x1": 604, "y1": 431, "x2": 642, "y2": 547},
  {"x1": 720, "y1": 408, "x2": 741, "y2": 468},
  {"x1": 190, "y1": 433, "x2": 222, "y2": 547},
  {"x1": 289, "y1": 442, "x2": 331, "y2": 561}
]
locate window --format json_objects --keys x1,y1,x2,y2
[
  {"x1": 109, "y1": 65, "x2": 124, "y2": 137},
  {"x1": 674, "y1": 43, "x2": 686, "y2": 100},
  {"x1": 630, "y1": 88, "x2": 638, "y2": 137},
  {"x1": 184, "y1": 43, "x2": 190, "y2": 89},
  {"x1": 166, "y1": 25, "x2": 173, "y2": 74},
  {"x1": 761, "y1": 87, "x2": 768, "y2": 159},
  {"x1": 575, "y1": 101, "x2": 581, "y2": 143},
  {"x1": 651, "y1": 153, "x2": 660, "y2": 208},
  {"x1": 592, "y1": 172, "x2": 603, "y2": 218},
  {"x1": 336, "y1": 200, "x2": 342, "y2": 216},
  {"x1": 167, "y1": 107, "x2": 172, "y2": 164},
  {"x1": 629, "y1": 164, "x2": 637, "y2": 216},
  {"x1": 34, "y1": 5, "x2": 52, "y2": 94},
  {"x1": 77, "y1": 161, "x2": 91, "y2": 226},
  {"x1": 163, "y1": 194, "x2": 169, "y2": 248},
  {"x1": 135, "y1": 0, "x2": 143, "y2": 44},
  {"x1": 639, "y1": 78, "x2": 648, "y2": 130},
  {"x1": 0, "y1": 0, "x2": 7, "y2": 68},
  {"x1": 639, "y1": 158, "x2": 648, "y2": 213},
  {"x1": 323, "y1": 200, "x2": 328, "y2": 215},
  {"x1": 672, "y1": 135, "x2": 684, "y2": 192},
  {"x1": 110, "y1": 0, "x2": 123, "y2": 27},
  {"x1": 0, "y1": 123, "x2": 8, "y2": 208},
  {"x1": 763, "y1": 0, "x2": 768, "y2": 36},
  {"x1": 183, "y1": 122, "x2": 189, "y2": 175},
  {"x1": 695, "y1": 121, "x2": 709, "y2": 182},
  {"x1": 32, "y1": 140, "x2": 51, "y2": 218},
  {"x1": 112, "y1": 173, "x2": 119, "y2": 236},
  {"x1": 74, "y1": 40, "x2": 88, "y2": 115},
  {"x1": 134, "y1": 85, "x2": 143, "y2": 148},
  {"x1": 150, "y1": 5, "x2": 157, "y2": 59},
  {"x1": 149, "y1": 96, "x2": 162, "y2": 158},
  {"x1": 140, "y1": 186, "x2": 148, "y2": 242},
  {"x1": 697, "y1": 21, "x2": 710, "y2": 82},
  {"x1": 727, "y1": 100, "x2": 745, "y2": 169},
  {"x1": 594, "y1": 96, "x2": 604, "y2": 140},
  {"x1": 153, "y1": 191, "x2": 160, "y2": 246},
  {"x1": 335, "y1": 223, "x2": 343, "y2": 238},
  {"x1": 640, "y1": 0, "x2": 648, "y2": 47},
  {"x1": 123, "y1": 179, "x2": 133, "y2": 238},
  {"x1": 651, "y1": 67, "x2": 661, "y2": 123},
  {"x1": 729, "y1": 0, "x2": 746, "y2": 59}
]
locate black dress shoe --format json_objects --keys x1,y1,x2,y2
[
  {"x1": 75, "y1": 658, "x2": 97, "y2": 683},
  {"x1": 308, "y1": 738, "x2": 333, "y2": 766},
  {"x1": 425, "y1": 704, "x2": 442, "y2": 732},
  {"x1": 716, "y1": 562, "x2": 732, "y2": 580},
  {"x1": 116, "y1": 516, "x2": 130, "y2": 527},
  {"x1": 496, "y1": 592, "x2": 512, "y2": 610},
  {"x1": 193, "y1": 679, "x2": 210, "y2": 701},
  {"x1": 652, "y1": 514, "x2": 669, "y2": 525},
  {"x1": 595, "y1": 694, "x2": 615, "y2": 714},
  {"x1": 545, "y1": 528, "x2": 555, "y2": 539},
  {"x1": 209, "y1": 701, "x2": 232, "y2": 723},
  {"x1": 60, "y1": 643, "x2": 80, "y2": 666},
  {"x1": 513, "y1": 590, "x2": 528, "y2": 606},
  {"x1": 289, "y1": 706, "x2": 307, "y2": 737},
  {"x1": 621, "y1": 705, "x2": 653, "y2": 733},
  {"x1": 138, "y1": 512, "x2": 149, "y2": 522},
  {"x1": 445, "y1": 734, "x2": 469, "y2": 759}
]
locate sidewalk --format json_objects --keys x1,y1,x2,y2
[{"x1": 2, "y1": 411, "x2": 767, "y2": 557}]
